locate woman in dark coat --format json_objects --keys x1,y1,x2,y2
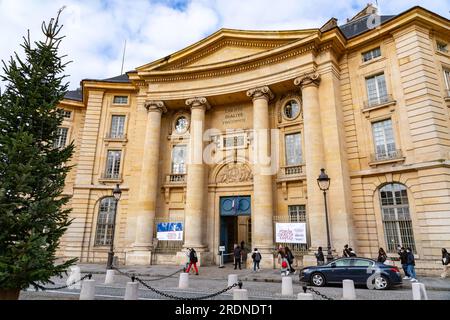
[
  {"x1": 315, "y1": 247, "x2": 325, "y2": 266},
  {"x1": 442, "y1": 248, "x2": 450, "y2": 278},
  {"x1": 284, "y1": 246, "x2": 296, "y2": 273},
  {"x1": 377, "y1": 248, "x2": 387, "y2": 263}
]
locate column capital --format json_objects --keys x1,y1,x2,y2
[
  {"x1": 144, "y1": 100, "x2": 167, "y2": 113},
  {"x1": 246, "y1": 86, "x2": 274, "y2": 101},
  {"x1": 186, "y1": 97, "x2": 211, "y2": 111},
  {"x1": 294, "y1": 72, "x2": 321, "y2": 89}
]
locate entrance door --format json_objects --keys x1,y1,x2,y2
[{"x1": 219, "y1": 196, "x2": 251, "y2": 263}]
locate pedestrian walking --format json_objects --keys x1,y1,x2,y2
[
  {"x1": 343, "y1": 244, "x2": 351, "y2": 257},
  {"x1": 240, "y1": 241, "x2": 247, "y2": 269},
  {"x1": 315, "y1": 247, "x2": 325, "y2": 266},
  {"x1": 398, "y1": 246, "x2": 410, "y2": 279},
  {"x1": 277, "y1": 245, "x2": 285, "y2": 266},
  {"x1": 441, "y1": 248, "x2": 450, "y2": 278},
  {"x1": 280, "y1": 256, "x2": 289, "y2": 276},
  {"x1": 377, "y1": 248, "x2": 387, "y2": 263},
  {"x1": 406, "y1": 248, "x2": 418, "y2": 282},
  {"x1": 285, "y1": 246, "x2": 296, "y2": 274},
  {"x1": 251, "y1": 248, "x2": 262, "y2": 272},
  {"x1": 185, "y1": 248, "x2": 199, "y2": 275},
  {"x1": 233, "y1": 244, "x2": 242, "y2": 270}
]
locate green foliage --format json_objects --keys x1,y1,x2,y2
[{"x1": 0, "y1": 10, "x2": 77, "y2": 291}]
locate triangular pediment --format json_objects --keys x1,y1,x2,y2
[{"x1": 136, "y1": 28, "x2": 317, "y2": 72}]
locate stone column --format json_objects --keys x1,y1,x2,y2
[
  {"x1": 246, "y1": 86, "x2": 275, "y2": 269},
  {"x1": 126, "y1": 101, "x2": 166, "y2": 265},
  {"x1": 178, "y1": 97, "x2": 212, "y2": 265},
  {"x1": 294, "y1": 73, "x2": 327, "y2": 264}
]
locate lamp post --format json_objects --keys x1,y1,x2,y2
[
  {"x1": 107, "y1": 184, "x2": 122, "y2": 270},
  {"x1": 317, "y1": 168, "x2": 333, "y2": 263}
]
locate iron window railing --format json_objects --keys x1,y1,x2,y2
[
  {"x1": 364, "y1": 94, "x2": 395, "y2": 109},
  {"x1": 371, "y1": 149, "x2": 403, "y2": 162}
]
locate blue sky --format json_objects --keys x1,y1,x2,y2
[{"x1": 0, "y1": 0, "x2": 449, "y2": 90}]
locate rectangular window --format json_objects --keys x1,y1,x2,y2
[
  {"x1": 105, "y1": 150, "x2": 122, "y2": 179},
  {"x1": 444, "y1": 69, "x2": 450, "y2": 91},
  {"x1": 288, "y1": 205, "x2": 306, "y2": 222},
  {"x1": 222, "y1": 135, "x2": 245, "y2": 149},
  {"x1": 372, "y1": 119, "x2": 397, "y2": 161},
  {"x1": 110, "y1": 115, "x2": 126, "y2": 139},
  {"x1": 113, "y1": 96, "x2": 128, "y2": 105},
  {"x1": 54, "y1": 127, "x2": 68, "y2": 148},
  {"x1": 437, "y1": 41, "x2": 448, "y2": 53},
  {"x1": 58, "y1": 109, "x2": 72, "y2": 119},
  {"x1": 285, "y1": 133, "x2": 302, "y2": 166},
  {"x1": 366, "y1": 73, "x2": 388, "y2": 106},
  {"x1": 171, "y1": 145, "x2": 187, "y2": 174},
  {"x1": 362, "y1": 47, "x2": 381, "y2": 62}
]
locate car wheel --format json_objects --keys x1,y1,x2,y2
[
  {"x1": 311, "y1": 273, "x2": 326, "y2": 287},
  {"x1": 374, "y1": 275, "x2": 390, "y2": 290}
]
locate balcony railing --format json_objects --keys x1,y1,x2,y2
[
  {"x1": 166, "y1": 174, "x2": 186, "y2": 183},
  {"x1": 100, "y1": 172, "x2": 122, "y2": 181},
  {"x1": 364, "y1": 94, "x2": 395, "y2": 109},
  {"x1": 105, "y1": 132, "x2": 127, "y2": 140},
  {"x1": 283, "y1": 165, "x2": 303, "y2": 175},
  {"x1": 370, "y1": 149, "x2": 403, "y2": 163}
]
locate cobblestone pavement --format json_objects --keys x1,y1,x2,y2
[{"x1": 19, "y1": 264, "x2": 450, "y2": 300}]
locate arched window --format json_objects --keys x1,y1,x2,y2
[
  {"x1": 95, "y1": 197, "x2": 116, "y2": 246},
  {"x1": 379, "y1": 184, "x2": 416, "y2": 253}
]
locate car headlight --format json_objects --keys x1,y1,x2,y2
[{"x1": 302, "y1": 269, "x2": 310, "y2": 273}]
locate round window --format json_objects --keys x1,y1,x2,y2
[
  {"x1": 284, "y1": 100, "x2": 300, "y2": 120},
  {"x1": 174, "y1": 116, "x2": 189, "y2": 134}
]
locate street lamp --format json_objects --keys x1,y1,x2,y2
[
  {"x1": 107, "y1": 184, "x2": 122, "y2": 269},
  {"x1": 317, "y1": 168, "x2": 333, "y2": 263}
]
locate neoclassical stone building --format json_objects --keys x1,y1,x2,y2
[{"x1": 58, "y1": 5, "x2": 450, "y2": 274}]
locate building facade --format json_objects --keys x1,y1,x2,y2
[{"x1": 58, "y1": 5, "x2": 450, "y2": 274}]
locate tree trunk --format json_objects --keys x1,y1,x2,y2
[{"x1": 0, "y1": 289, "x2": 21, "y2": 300}]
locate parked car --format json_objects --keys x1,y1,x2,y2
[{"x1": 299, "y1": 257, "x2": 402, "y2": 290}]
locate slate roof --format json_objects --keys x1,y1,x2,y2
[
  {"x1": 63, "y1": 89, "x2": 83, "y2": 101},
  {"x1": 339, "y1": 15, "x2": 396, "y2": 39}
]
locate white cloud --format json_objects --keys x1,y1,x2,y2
[{"x1": 0, "y1": 0, "x2": 449, "y2": 90}]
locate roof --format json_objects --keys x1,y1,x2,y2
[
  {"x1": 339, "y1": 14, "x2": 397, "y2": 39},
  {"x1": 64, "y1": 89, "x2": 83, "y2": 101},
  {"x1": 101, "y1": 73, "x2": 132, "y2": 83}
]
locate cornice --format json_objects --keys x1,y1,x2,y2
[
  {"x1": 144, "y1": 41, "x2": 317, "y2": 83},
  {"x1": 164, "y1": 38, "x2": 290, "y2": 71}
]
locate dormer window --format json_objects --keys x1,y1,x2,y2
[
  {"x1": 437, "y1": 41, "x2": 448, "y2": 53},
  {"x1": 362, "y1": 47, "x2": 381, "y2": 62}
]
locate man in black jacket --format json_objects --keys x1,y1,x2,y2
[
  {"x1": 397, "y1": 246, "x2": 410, "y2": 279},
  {"x1": 234, "y1": 244, "x2": 242, "y2": 270},
  {"x1": 406, "y1": 248, "x2": 417, "y2": 282}
]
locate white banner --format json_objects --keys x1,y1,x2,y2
[
  {"x1": 156, "y1": 223, "x2": 183, "y2": 241},
  {"x1": 275, "y1": 223, "x2": 307, "y2": 244}
]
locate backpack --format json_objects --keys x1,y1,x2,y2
[{"x1": 254, "y1": 252, "x2": 261, "y2": 262}]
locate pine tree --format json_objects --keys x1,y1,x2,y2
[{"x1": 0, "y1": 10, "x2": 77, "y2": 299}]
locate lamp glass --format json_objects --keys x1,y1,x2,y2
[
  {"x1": 113, "y1": 184, "x2": 122, "y2": 201},
  {"x1": 317, "y1": 169, "x2": 330, "y2": 191}
]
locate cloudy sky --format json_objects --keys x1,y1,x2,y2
[{"x1": 0, "y1": 0, "x2": 449, "y2": 90}]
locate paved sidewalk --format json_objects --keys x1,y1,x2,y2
[{"x1": 77, "y1": 263, "x2": 450, "y2": 291}]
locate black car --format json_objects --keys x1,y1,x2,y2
[{"x1": 299, "y1": 257, "x2": 402, "y2": 290}]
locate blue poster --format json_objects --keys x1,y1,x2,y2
[{"x1": 157, "y1": 223, "x2": 183, "y2": 241}]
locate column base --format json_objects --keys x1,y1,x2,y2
[
  {"x1": 125, "y1": 244, "x2": 153, "y2": 266},
  {"x1": 176, "y1": 249, "x2": 213, "y2": 267}
]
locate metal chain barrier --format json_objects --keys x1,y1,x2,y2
[
  {"x1": 137, "y1": 268, "x2": 185, "y2": 282},
  {"x1": 302, "y1": 285, "x2": 334, "y2": 300},
  {"x1": 113, "y1": 266, "x2": 242, "y2": 300},
  {"x1": 31, "y1": 274, "x2": 92, "y2": 291},
  {"x1": 136, "y1": 277, "x2": 241, "y2": 300}
]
